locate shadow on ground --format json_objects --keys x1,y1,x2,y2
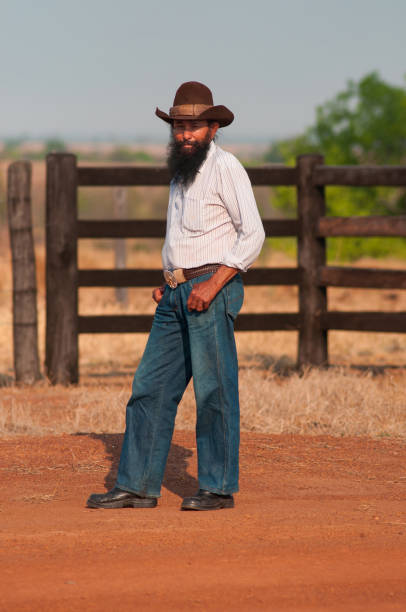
[
  {"x1": 84, "y1": 433, "x2": 198, "y2": 499},
  {"x1": 0, "y1": 373, "x2": 14, "y2": 387},
  {"x1": 350, "y1": 364, "x2": 406, "y2": 376},
  {"x1": 240, "y1": 353, "x2": 406, "y2": 378},
  {"x1": 239, "y1": 353, "x2": 298, "y2": 376}
]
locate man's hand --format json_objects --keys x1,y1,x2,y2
[
  {"x1": 187, "y1": 265, "x2": 238, "y2": 312},
  {"x1": 187, "y1": 278, "x2": 219, "y2": 312},
  {"x1": 152, "y1": 285, "x2": 166, "y2": 304}
]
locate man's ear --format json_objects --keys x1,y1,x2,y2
[{"x1": 209, "y1": 122, "x2": 220, "y2": 139}]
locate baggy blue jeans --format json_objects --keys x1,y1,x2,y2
[{"x1": 116, "y1": 272, "x2": 244, "y2": 497}]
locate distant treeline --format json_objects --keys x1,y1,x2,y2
[{"x1": 0, "y1": 138, "x2": 158, "y2": 163}]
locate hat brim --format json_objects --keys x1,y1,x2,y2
[{"x1": 155, "y1": 105, "x2": 234, "y2": 128}]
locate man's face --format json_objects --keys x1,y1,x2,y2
[{"x1": 172, "y1": 120, "x2": 219, "y2": 155}]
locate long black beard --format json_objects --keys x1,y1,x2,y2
[{"x1": 167, "y1": 133, "x2": 211, "y2": 188}]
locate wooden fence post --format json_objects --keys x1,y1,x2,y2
[
  {"x1": 297, "y1": 154, "x2": 328, "y2": 367},
  {"x1": 113, "y1": 187, "x2": 128, "y2": 305},
  {"x1": 7, "y1": 161, "x2": 41, "y2": 383},
  {"x1": 45, "y1": 153, "x2": 78, "y2": 384}
]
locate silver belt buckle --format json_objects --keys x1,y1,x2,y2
[{"x1": 164, "y1": 269, "x2": 178, "y2": 289}]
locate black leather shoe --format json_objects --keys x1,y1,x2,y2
[
  {"x1": 181, "y1": 489, "x2": 234, "y2": 511},
  {"x1": 86, "y1": 487, "x2": 157, "y2": 509}
]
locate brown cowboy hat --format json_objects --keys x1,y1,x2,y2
[{"x1": 155, "y1": 81, "x2": 234, "y2": 128}]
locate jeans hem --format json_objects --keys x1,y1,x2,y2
[
  {"x1": 116, "y1": 482, "x2": 161, "y2": 499},
  {"x1": 199, "y1": 485, "x2": 239, "y2": 495}
]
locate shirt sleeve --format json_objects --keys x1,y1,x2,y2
[{"x1": 218, "y1": 156, "x2": 265, "y2": 272}]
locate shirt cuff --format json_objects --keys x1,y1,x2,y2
[{"x1": 220, "y1": 256, "x2": 248, "y2": 272}]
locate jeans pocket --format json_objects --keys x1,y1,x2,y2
[{"x1": 226, "y1": 276, "x2": 244, "y2": 321}]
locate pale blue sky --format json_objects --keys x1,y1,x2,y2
[{"x1": 1, "y1": 0, "x2": 405, "y2": 142}]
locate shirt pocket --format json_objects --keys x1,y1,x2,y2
[{"x1": 182, "y1": 196, "x2": 206, "y2": 233}]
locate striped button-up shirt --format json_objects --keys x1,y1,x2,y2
[{"x1": 162, "y1": 141, "x2": 265, "y2": 272}]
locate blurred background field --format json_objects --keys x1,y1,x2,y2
[{"x1": 1, "y1": 153, "x2": 406, "y2": 437}]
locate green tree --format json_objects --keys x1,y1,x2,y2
[
  {"x1": 44, "y1": 138, "x2": 67, "y2": 155},
  {"x1": 268, "y1": 72, "x2": 406, "y2": 259}
]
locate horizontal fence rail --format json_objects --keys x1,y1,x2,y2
[
  {"x1": 77, "y1": 216, "x2": 406, "y2": 240},
  {"x1": 317, "y1": 216, "x2": 406, "y2": 237},
  {"x1": 313, "y1": 165, "x2": 406, "y2": 186},
  {"x1": 78, "y1": 313, "x2": 300, "y2": 334},
  {"x1": 77, "y1": 165, "x2": 299, "y2": 187},
  {"x1": 77, "y1": 312, "x2": 406, "y2": 335},
  {"x1": 319, "y1": 267, "x2": 406, "y2": 289},
  {"x1": 77, "y1": 163, "x2": 406, "y2": 188},
  {"x1": 43, "y1": 152, "x2": 406, "y2": 384},
  {"x1": 78, "y1": 267, "x2": 301, "y2": 288},
  {"x1": 322, "y1": 311, "x2": 406, "y2": 333},
  {"x1": 77, "y1": 219, "x2": 299, "y2": 239},
  {"x1": 78, "y1": 266, "x2": 406, "y2": 290}
]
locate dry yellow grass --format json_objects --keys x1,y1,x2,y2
[
  {"x1": 1, "y1": 367, "x2": 406, "y2": 438},
  {"x1": 1, "y1": 225, "x2": 406, "y2": 438}
]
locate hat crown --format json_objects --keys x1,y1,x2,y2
[
  {"x1": 173, "y1": 81, "x2": 214, "y2": 106},
  {"x1": 155, "y1": 81, "x2": 234, "y2": 128}
]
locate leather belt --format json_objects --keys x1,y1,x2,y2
[{"x1": 163, "y1": 264, "x2": 220, "y2": 289}]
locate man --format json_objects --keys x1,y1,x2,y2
[{"x1": 87, "y1": 81, "x2": 265, "y2": 511}]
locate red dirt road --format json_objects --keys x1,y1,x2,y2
[{"x1": 1, "y1": 432, "x2": 406, "y2": 611}]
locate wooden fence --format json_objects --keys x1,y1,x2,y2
[
  {"x1": 44, "y1": 153, "x2": 406, "y2": 384},
  {"x1": 7, "y1": 161, "x2": 41, "y2": 383}
]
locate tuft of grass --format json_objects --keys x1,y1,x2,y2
[{"x1": 20, "y1": 493, "x2": 56, "y2": 504}]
